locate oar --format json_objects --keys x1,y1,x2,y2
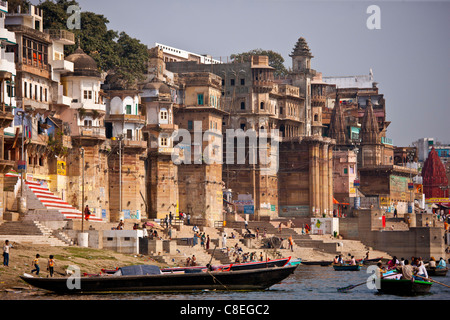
[
  {"x1": 414, "y1": 274, "x2": 450, "y2": 289},
  {"x1": 337, "y1": 274, "x2": 389, "y2": 292},
  {"x1": 207, "y1": 244, "x2": 217, "y2": 270}
]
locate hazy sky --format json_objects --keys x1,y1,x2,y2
[{"x1": 69, "y1": 0, "x2": 449, "y2": 147}]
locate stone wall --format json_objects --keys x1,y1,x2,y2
[
  {"x1": 339, "y1": 209, "x2": 445, "y2": 259},
  {"x1": 102, "y1": 229, "x2": 143, "y2": 254}
]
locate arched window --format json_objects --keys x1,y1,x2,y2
[{"x1": 260, "y1": 102, "x2": 264, "y2": 110}]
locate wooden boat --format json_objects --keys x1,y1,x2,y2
[
  {"x1": 20, "y1": 264, "x2": 298, "y2": 293},
  {"x1": 161, "y1": 257, "x2": 291, "y2": 273},
  {"x1": 287, "y1": 258, "x2": 302, "y2": 266},
  {"x1": 360, "y1": 257, "x2": 384, "y2": 265},
  {"x1": 377, "y1": 278, "x2": 432, "y2": 296},
  {"x1": 333, "y1": 264, "x2": 362, "y2": 271},
  {"x1": 426, "y1": 267, "x2": 448, "y2": 277},
  {"x1": 303, "y1": 257, "x2": 382, "y2": 267}
]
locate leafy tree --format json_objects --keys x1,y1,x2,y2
[
  {"x1": 37, "y1": 0, "x2": 148, "y2": 89},
  {"x1": 6, "y1": 0, "x2": 32, "y2": 13},
  {"x1": 230, "y1": 49, "x2": 288, "y2": 77}
]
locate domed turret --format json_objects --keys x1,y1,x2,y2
[{"x1": 65, "y1": 47, "x2": 101, "y2": 78}]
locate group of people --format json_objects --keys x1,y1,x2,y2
[
  {"x1": 185, "y1": 255, "x2": 197, "y2": 267},
  {"x1": 3, "y1": 240, "x2": 57, "y2": 277},
  {"x1": 377, "y1": 255, "x2": 447, "y2": 281},
  {"x1": 333, "y1": 254, "x2": 362, "y2": 265}
]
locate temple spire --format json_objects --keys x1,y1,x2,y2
[
  {"x1": 329, "y1": 93, "x2": 346, "y2": 145},
  {"x1": 360, "y1": 98, "x2": 379, "y2": 144},
  {"x1": 422, "y1": 147, "x2": 449, "y2": 198}
]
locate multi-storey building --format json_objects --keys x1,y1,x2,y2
[
  {"x1": 175, "y1": 71, "x2": 227, "y2": 225},
  {"x1": 104, "y1": 87, "x2": 147, "y2": 221},
  {"x1": 163, "y1": 37, "x2": 335, "y2": 220},
  {"x1": 323, "y1": 68, "x2": 422, "y2": 213},
  {"x1": 0, "y1": 1, "x2": 17, "y2": 217},
  {"x1": 59, "y1": 47, "x2": 110, "y2": 221},
  {"x1": 155, "y1": 42, "x2": 221, "y2": 64},
  {"x1": 140, "y1": 47, "x2": 179, "y2": 220}
]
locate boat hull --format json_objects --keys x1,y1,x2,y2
[
  {"x1": 161, "y1": 257, "x2": 291, "y2": 273},
  {"x1": 287, "y1": 258, "x2": 302, "y2": 266},
  {"x1": 377, "y1": 279, "x2": 432, "y2": 296},
  {"x1": 426, "y1": 267, "x2": 448, "y2": 277},
  {"x1": 20, "y1": 265, "x2": 298, "y2": 294},
  {"x1": 333, "y1": 264, "x2": 362, "y2": 271}
]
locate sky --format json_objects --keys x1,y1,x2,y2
[{"x1": 65, "y1": 0, "x2": 449, "y2": 147}]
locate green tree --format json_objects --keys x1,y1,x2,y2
[
  {"x1": 37, "y1": 0, "x2": 148, "y2": 89},
  {"x1": 230, "y1": 49, "x2": 288, "y2": 77},
  {"x1": 6, "y1": 0, "x2": 32, "y2": 13}
]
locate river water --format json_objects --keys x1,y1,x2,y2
[
  {"x1": 5, "y1": 264, "x2": 448, "y2": 318},
  {"x1": 7, "y1": 264, "x2": 450, "y2": 301}
]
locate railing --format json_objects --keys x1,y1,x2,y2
[
  {"x1": 381, "y1": 137, "x2": 393, "y2": 145},
  {"x1": 214, "y1": 221, "x2": 225, "y2": 228},
  {"x1": 45, "y1": 29, "x2": 75, "y2": 43},
  {"x1": 106, "y1": 114, "x2": 146, "y2": 123},
  {"x1": 78, "y1": 126, "x2": 106, "y2": 138},
  {"x1": 0, "y1": 1, "x2": 8, "y2": 10}
]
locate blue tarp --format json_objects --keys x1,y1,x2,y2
[{"x1": 119, "y1": 265, "x2": 161, "y2": 276}]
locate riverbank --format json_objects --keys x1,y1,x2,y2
[
  {"x1": 0, "y1": 242, "x2": 165, "y2": 293},
  {"x1": 0, "y1": 239, "x2": 390, "y2": 294}
]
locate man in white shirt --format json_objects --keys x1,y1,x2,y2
[{"x1": 3, "y1": 240, "x2": 12, "y2": 266}]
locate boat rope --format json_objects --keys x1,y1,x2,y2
[{"x1": 207, "y1": 270, "x2": 229, "y2": 291}]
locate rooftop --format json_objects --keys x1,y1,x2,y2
[{"x1": 323, "y1": 70, "x2": 375, "y2": 89}]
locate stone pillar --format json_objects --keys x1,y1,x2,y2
[
  {"x1": 321, "y1": 144, "x2": 329, "y2": 217},
  {"x1": 313, "y1": 142, "x2": 320, "y2": 217},
  {"x1": 309, "y1": 143, "x2": 315, "y2": 217},
  {"x1": 328, "y1": 144, "x2": 334, "y2": 216}
]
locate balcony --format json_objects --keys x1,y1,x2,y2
[
  {"x1": 71, "y1": 102, "x2": 106, "y2": 113},
  {"x1": 45, "y1": 29, "x2": 75, "y2": 45},
  {"x1": 381, "y1": 137, "x2": 393, "y2": 146},
  {"x1": 143, "y1": 123, "x2": 178, "y2": 133},
  {"x1": 21, "y1": 98, "x2": 50, "y2": 111},
  {"x1": 252, "y1": 80, "x2": 273, "y2": 93},
  {"x1": 0, "y1": 0, "x2": 7, "y2": 13},
  {"x1": 111, "y1": 138, "x2": 147, "y2": 151},
  {"x1": 51, "y1": 59, "x2": 74, "y2": 73},
  {"x1": 0, "y1": 52, "x2": 16, "y2": 75},
  {"x1": 75, "y1": 126, "x2": 106, "y2": 140},
  {"x1": 106, "y1": 114, "x2": 146, "y2": 124},
  {"x1": 0, "y1": 27, "x2": 16, "y2": 45},
  {"x1": 0, "y1": 103, "x2": 14, "y2": 127}
]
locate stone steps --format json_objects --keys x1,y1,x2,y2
[
  {"x1": 0, "y1": 221, "x2": 43, "y2": 235},
  {"x1": 24, "y1": 180, "x2": 103, "y2": 222},
  {"x1": 0, "y1": 235, "x2": 69, "y2": 247},
  {"x1": 0, "y1": 221, "x2": 69, "y2": 247}
]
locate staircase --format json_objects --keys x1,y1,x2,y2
[
  {"x1": 24, "y1": 180, "x2": 102, "y2": 222},
  {"x1": 0, "y1": 221, "x2": 69, "y2": 246}
]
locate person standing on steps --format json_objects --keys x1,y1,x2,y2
[
  {"x1": 84, "y1": 205, "x2": 91, "y2": 221},
  {"x1": 288, "y1": 235, "x2": 294, "y2": 252},
  {"x1": 206, "y1": 235, "x2": 210, "y2": 250}
]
